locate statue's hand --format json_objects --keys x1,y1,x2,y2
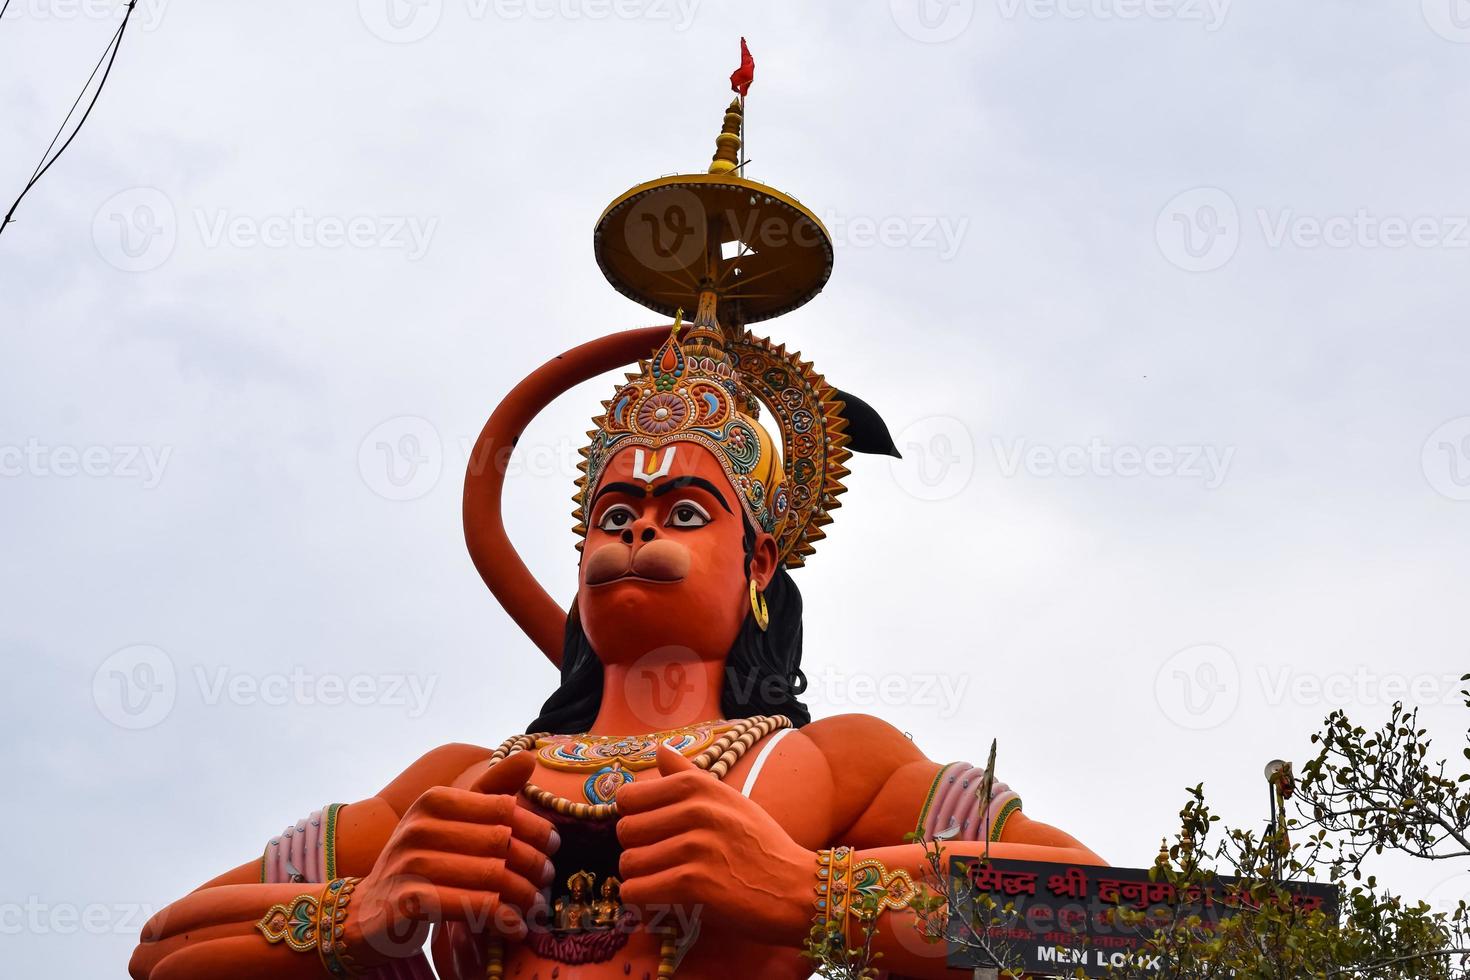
[
  {"x1": 346, "y1": 751, "x2": 558, "y2": 967},
  {"x1": 616, "y1": 744, "x2": 814, "y2": 946}
]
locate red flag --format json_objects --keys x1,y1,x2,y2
[{"x1": 729, "y1": 37, "x2": 754, "y2": 98}]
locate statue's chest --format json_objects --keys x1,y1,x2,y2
[
  {"x1": 521, "y1": 723, "x2": 830, "y2": 846},
  {"x1": 477, "y1": 717, "x2": 805, "y2": 822},
  {"x1": 462, "y1": 724, "x2": 830, "y2": 980},
  {"x1": 529, "y1": 724, "x2": 735, "y2": 812}
]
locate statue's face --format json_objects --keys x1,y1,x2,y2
[{"x1": 578, "y1": 442, "x2": 777, "y2": 666}]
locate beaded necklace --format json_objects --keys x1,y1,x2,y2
[{"x1": 486, "y1": 714, "x2": 792, "y2": 821}]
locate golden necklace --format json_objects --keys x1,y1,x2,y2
[
  {"x1": 535, "y1": 721, "x2": 735, "y2": 773},
  {"x1": 485, "y1": 714, "x2": 792, "y2": 822}
]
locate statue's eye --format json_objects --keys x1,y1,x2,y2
[
  {"x1": 666, "y1": 500, "x2": 710, "y2": 528},
  {"x1": 597, "y1": 505, "x2": 637, "y2": 532}
]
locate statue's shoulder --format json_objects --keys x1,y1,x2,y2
[
  {"x1": 795, "y1": 715, "x2": 932, "y2": 833},
  {"x1": 791, "y1": 715, "x2": 964, "y2": 846},
  {"x1": 376, "y1": 741, "x2": 498, "y2": 814},
  {"x1": 801, "y1": 713, "x2": 924, "y2": 763}
]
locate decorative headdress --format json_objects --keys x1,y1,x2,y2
[
  {"x1": 463, "y1": 86, "x2": 900, "y2": 664},
  {"x1": 574, "y1": 99, "x2": 897, "y2": 568},
  {"x1": 573, "y1": 308, "x2": 859, "y2": 566}
]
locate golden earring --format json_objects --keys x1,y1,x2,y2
[{"x1": 749, "y1": 580, "x2": 769, "y2": 632}]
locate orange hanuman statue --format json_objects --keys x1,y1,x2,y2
[{"x1": 130, "y1": 88, "x2": 1102, "y2": 980}]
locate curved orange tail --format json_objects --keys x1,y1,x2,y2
[{"x1": 462, "y1": 325, "x2": 673, "y2": 666}]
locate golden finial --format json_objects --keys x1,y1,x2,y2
[
  {"x1": 708, "y1": 98, "x2": 743, "y2": 174},
  {"x1": 1156, "y1": 838, "x2": 1171, "y2": 868}
]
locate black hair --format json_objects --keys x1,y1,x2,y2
[{"x1": 526, "y1": 515, "x2": 810, "y2": 733}]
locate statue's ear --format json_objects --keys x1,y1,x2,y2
[{"x1": 834, "y1": 389, "x2": 901, "y2": 458}]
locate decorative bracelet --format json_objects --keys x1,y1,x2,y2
[
  {"x1": 256, "y1": 876, "x2": 366, "y2": 977},
  {"x1": 814, "y1": 846, "x2": 920, "y2": 941},
  {"x1": 850, "y1": 857, "x2": 920, "y2": 920},
  {"x1": 814, "y1": 846, "x2": 854, "y2": 940}
]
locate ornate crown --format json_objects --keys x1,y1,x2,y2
[{"x1": 573, "y1": 309, "x2": 853, "y2": 568}]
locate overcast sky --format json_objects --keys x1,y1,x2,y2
[{"x1": 4, "y1": 1, "x2": 1470, "y2": 975}]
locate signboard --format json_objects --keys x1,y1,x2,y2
[{"x1": 946, "y1": 857, "x2": 1338, "y2": 976}]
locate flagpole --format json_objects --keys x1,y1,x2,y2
[{"x1": 741, "y1": 93, "x2": 748, "y2": 177}]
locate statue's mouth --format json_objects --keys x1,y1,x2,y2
[
  {"x1": 582, "y1": 539, "x2": 692, "y2": 587},
  {"x1": 586, "y1": 571, "x2": 684, "y2": 587}
]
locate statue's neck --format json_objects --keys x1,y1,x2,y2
[{"x1": 588, "y1": 660, "x2": 727, "y2": 735}]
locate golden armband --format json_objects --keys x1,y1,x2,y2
[
  {"x1": 814, "y1": 846, "x2": 920, "y2": 941},
  {"x1": 256, "y1": 877, "x2": 366, "y2": 977}
]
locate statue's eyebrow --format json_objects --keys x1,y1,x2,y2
[
  {"x1": 652, "y1": 476, "x2": 733, "y2": 514},
  {"x1": 590, "y1": 482, "x2": 647, "y2": 507}
]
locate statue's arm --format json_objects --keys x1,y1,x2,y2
[
  {"x1": 129, "y1": 878, "x2": 381, "y2": 980},
  {"x1": 798, "y1": 715, "x2": 1104, "y2": 977},
  {"x1": 129, "y1": 743, "x2": 546, "y2": 980},
  {"x1": 804, "y1": 713, "x2": 1102, "y2": 861},
  {"x1": 611, "y1": 722, "x2": 1102, "y2": 975}
]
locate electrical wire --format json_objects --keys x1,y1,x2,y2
[{"x1": 0, "y1": 0, "x2": 138, "y2": 238}]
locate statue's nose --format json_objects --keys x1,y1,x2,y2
[{"x1": 620, "y1": 523, "x2": 658, "y2": 546}]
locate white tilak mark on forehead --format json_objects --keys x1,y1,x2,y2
[{"x1": 631, "y1": 446, "x2": 678, "y2": 482}]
